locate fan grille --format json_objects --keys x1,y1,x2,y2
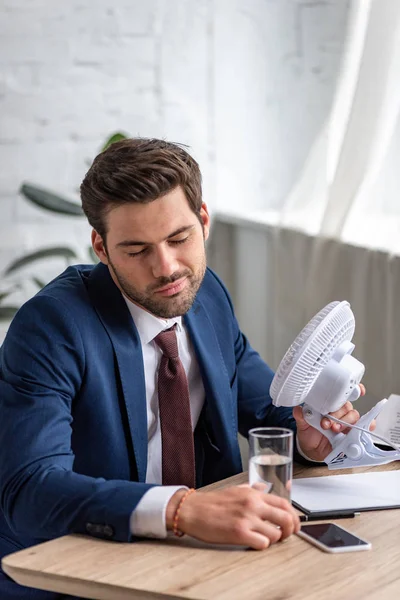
[{"x1": 270, "y1": 301, "x2": 355, "y2": 406}]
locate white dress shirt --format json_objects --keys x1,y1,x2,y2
[
  {"x1": 124, "y1": 297, "x2": 205, "y2": 538},
  {"x1": 123, "y1": 297, "x2": 313, "y2": 538}
]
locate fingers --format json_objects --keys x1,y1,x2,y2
[
  {"x1": 330, "y1": 400, "x2": 354, "y2": 420},
  {"x1": 242, "y1": 530, "x2": 272, "y2": 550},
  {"x1": 259, "y1": 490, "x2": 293, "y2": 511},
  {"x1": 244, "y1": 517, "x2": 297, "y2": 551},
  {"x1": 238, "y1": 487, "x2": 300, "y2": 538},
  {"x1": 258, "y1": 492, "x2": 300, "y2": 535},
  {"x1": 240, "y1": 504, "x2": 299, "y2": 549},
  {"x1": 334, "y1": 407, "x2": 360, "y2": 428},
  {"x1": 259, "y1": 504, "x2": 299, "y2": 538},
  {"x1": 251, "y1": 519, "x2": 283, "y2": 545},
  {"x1": 292, "y1": 405, "x2": 309, "y2": 432},
  {"x1": 321, "y1": 401, "x2": 360, "y2": 432},
  {"x1": 250, "y1": 482, "x2": 270, "y2": 493}
]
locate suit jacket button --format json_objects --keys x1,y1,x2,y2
[
  {"x1": 86, "y1": 522, "x2": 99, "y2": 535},
  {"x1": 103, "y1": 525, "x2": 114, "y2": 539}
]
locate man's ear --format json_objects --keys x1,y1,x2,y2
[
  {"x1": 199, "y1": 203, "x2": 210, "y2": 241},
  {"x1": 91, "y1": 230, "x2": 108, "y2": 265}
]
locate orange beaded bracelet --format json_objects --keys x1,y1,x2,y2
[{"x1": 173, "y1": 488, "x2": 196, "y2": 537}]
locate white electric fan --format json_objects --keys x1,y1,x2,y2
[{"x1": 270, "y1": 301, "x2": 400, "y2": 469}]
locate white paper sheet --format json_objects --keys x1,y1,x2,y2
[
  {"x1": 374, "y1": 394, "x2": 400, "y2": 447},
  {"x1": 292, "y1": 470, "x2": 400, "y2": 513}
]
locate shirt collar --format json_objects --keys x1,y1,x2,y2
[{"x1": 123, "y1": 295, "x2": 182, "y2": 345}]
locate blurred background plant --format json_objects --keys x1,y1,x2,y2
[{"x1": 0, "y1": 132, "x2": 128, "y2": 321}]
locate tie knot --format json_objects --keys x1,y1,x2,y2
[{"x1": 154, "y1": 325, "x2": 179, "y2": 359}]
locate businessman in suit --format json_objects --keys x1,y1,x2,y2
[{"x1": 0, "y1": 138, "x2": 362, "y2": 599}]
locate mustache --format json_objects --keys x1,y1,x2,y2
[{"x1": 149, "y1": 270, "x2": 192, "y2": 292}]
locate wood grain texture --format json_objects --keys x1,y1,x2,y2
[{"x1": 3, "y1": 462, "x2": 400, "y2": 600}]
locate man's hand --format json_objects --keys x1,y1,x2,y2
[
  {"x1": 293, "y1": 384, "x2": 375, "y2": 462},
  {"x1": 166, "y1": 484, "x2": 300, "y2": 550}
]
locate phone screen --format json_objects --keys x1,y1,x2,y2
[{"x1": 300, "y1": 523, "x2": 369, "y2": 548}]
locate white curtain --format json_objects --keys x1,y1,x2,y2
[
  {"x1": 268, "y1": 0, "x2": 400, "y2": 408},
  {"x1": 280, "y1": 0, "x2": 400, "y2": 242}
]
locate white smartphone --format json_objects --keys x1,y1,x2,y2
[{"x1": 297, "y1": 522, "x2": 371, "y2": 553}]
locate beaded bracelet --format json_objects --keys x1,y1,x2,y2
[{"x1": 173, "y1": 488, "x2": 196, "y2": 537}]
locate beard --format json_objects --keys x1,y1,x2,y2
[{"x1": 108, "y1": 257, "x2": 207, "y2": 318}]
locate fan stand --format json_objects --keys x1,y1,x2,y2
[{"x1": 303, "y1": 399, "x2": 400, "y2": 469}]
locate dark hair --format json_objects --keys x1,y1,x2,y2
[{"x1": 80, "y1": 138, "x2": 203, "y2": 239}]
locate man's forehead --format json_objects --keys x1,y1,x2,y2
[{"x1": 105, "y1": 189, "x2": 199, "y2": 242}]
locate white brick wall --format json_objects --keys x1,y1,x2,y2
[
  {"x1": 0, "y1": 0, "x2": 349, "y2": 337},
  {"x1": 214, "y1": 0, "x2": 350, "y2": 212}
]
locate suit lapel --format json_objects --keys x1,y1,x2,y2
[
  {"x1": 86, "y1": 264, "x2": 148, "y2": 482},
  {"x1": 184, "y1": 298, "x2": 236, "y2": 450}
]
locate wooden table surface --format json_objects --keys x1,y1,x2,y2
[{"x1": 3, "y1": 462, "x2": 400, "y2": 600}]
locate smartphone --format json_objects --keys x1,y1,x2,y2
[{"x1": 297, "y1": 523, "x2": 371, "y2": 553}]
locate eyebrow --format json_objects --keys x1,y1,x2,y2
[{"x1": 116, "y1": 225, "x2": 195, "y2": 248}]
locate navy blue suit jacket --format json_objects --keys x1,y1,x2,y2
[{"x1": 0, "y1": 264, "x2": 296, "y2": 599}]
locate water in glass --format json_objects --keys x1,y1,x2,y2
[{"x1": 249, "y1": 453, "x2": 292, "y2": 501}]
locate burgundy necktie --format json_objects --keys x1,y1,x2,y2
[{"x1": 154, "y1": 325, "x2": 196, "y2": 488}]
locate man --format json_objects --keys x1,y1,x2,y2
[{"x1": 0, "y1": 138, "x2": 361, "y2": 599}]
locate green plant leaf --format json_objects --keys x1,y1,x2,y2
[
  {"x1": 88, "y1": 245, "x2": 99, "y2": 264},
  {"x1": 4, "y1": 247, "x2": 78, "y2": 276},
  {"x1": 20, "y1": 183, "x2": 84, "y2": 216},
  {"x1": 101, "y1": 132, "x2": 128, "y2": 152},
  {"x1": 0, "y1": 306, "x2": 19, "y2": 321},
  {"x1": 32, "y1": 277, "x2": 47, "y2": 289},
  {"x1": 0, "y1": 290, "x2": 12, "y2": 303}
]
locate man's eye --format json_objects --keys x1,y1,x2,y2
[
  {"x1": 169, "y1": 237, "x2": 188, "y2": 245},
  {"x1": 128, "y1": 248, "x2": 148, "y2": 257}
]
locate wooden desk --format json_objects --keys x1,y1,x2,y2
[{"x1": 3, "y1": 462, "x2": 400, "y2": 600}]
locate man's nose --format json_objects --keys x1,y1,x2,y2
[{"x1": 151, "y1": 246, "x2": 179, "y2": 279}]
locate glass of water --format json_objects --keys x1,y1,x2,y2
[{"x1": 248, "y1": 427, "x2": 293, "y2": 501}]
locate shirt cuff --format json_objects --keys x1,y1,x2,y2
[
  {"x1": 130, "y1": 486, "x2": 187, "y2": 538},
  {"x1": 296, "y1": 435, "x2": 323, "y2": 463}
]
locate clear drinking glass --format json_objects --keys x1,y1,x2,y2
[{"x1": 248, "y1": 427, "x2": 293, "y2": 501}]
